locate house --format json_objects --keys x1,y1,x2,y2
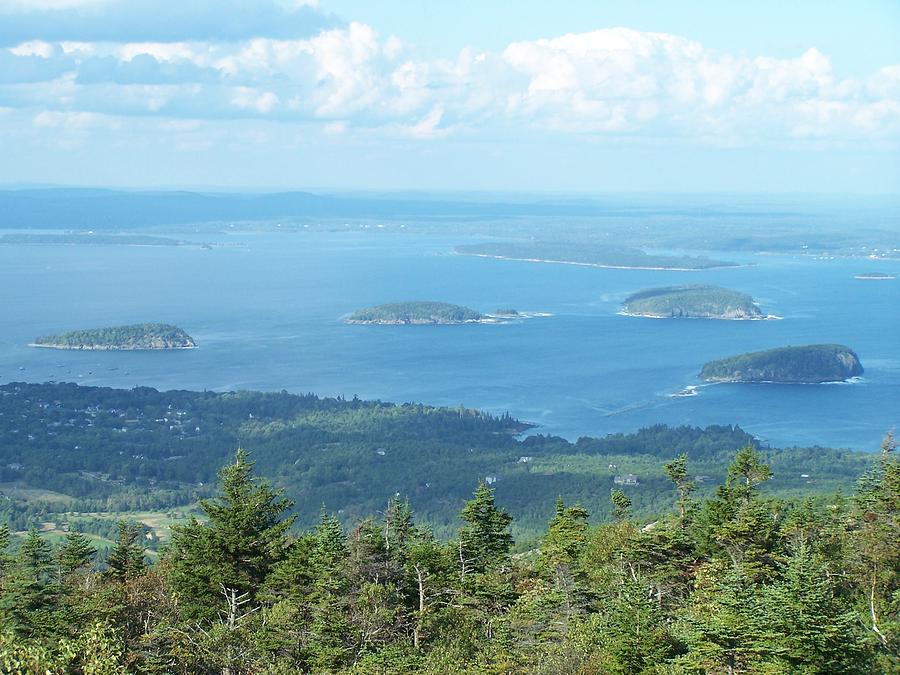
[{"x1": 613, "y1": 474, "x2": 639, "y2": 486}]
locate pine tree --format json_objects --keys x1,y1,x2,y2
[
  {"x1": 105, "y1": 522, "x2": 145, "y2": 582},
  {"x1": 59, "y1": 531, "x2": 96, "y2": 578},
  {"x1": 664, "y1": 453, "x2": 696, "y2": 521},
  {"x1": 539, "y1": 497, "x2": 589, "y2": 584},
  {"x1": 168, "y1": 449, "x2": 294, "y2": 621},
  {"x1": 458, "y1": 481, "x2": 513, "y2": 576},
  {"x1": 727, "y1": 445, "x2": 772, "y2": 504},
  {"x1": 0, "y1": 528, "x2": 58, "y2": 638},
  {"x1": 610, "y1": 489, "x2": 632, "y2": 521},
  {"x1": 762, "y1": 538, "x2": 870, "y2": 673}
]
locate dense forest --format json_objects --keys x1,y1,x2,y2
[
  {"x1": 1, "y1": 437, "x2": 897, "y2": 673},
  {"x1": 621, "y1": 286, "x2": 763, "y2": 320},
  {"x1": 700, "y1": 345, "x2": 864, "y2": 384},
  {"x1": 32, "y1": 324, "x2": 196, "y2": 351},
  {"x1": 346, "y1": 302, "x2": 484, "y2": 324},
  {"x1": 0, "y1": 382, "x2": 876, "y2": 544}
]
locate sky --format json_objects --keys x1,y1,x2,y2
[{"x1": 1, "y1": 0, "x2": 898, "y2": 194}]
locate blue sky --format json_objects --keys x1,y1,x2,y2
[{"x1": 1, "y1": 0, "x2": 898, "y2": 193}]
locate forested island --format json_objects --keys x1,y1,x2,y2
[
  {"x1": 31, "y1": 323, "x2": 196, "y2": 350},
  {"x1": 701, "y1": 344, "x2": 864, "y2": 383},
  {"x1": 622, "y1": 284, "x2": 766, "y2": 319},
  {"x1": 0, "y1": 381, "x2": 895, "y2": 672},
  {"x1": 455, "y1": 241, "x2": 737, "y2": 270},
  {"x1": 346, "y1": 301, "x2": 487, "y2": 324}
]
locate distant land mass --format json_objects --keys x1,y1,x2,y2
[
  {"x1": 346, "y1": 302, "x2": 486, "y2": 324},
  {"x1": 622, "y1": 285, "x2": 766, "y2": 320},
  {"x1": 455, "y1": 241, "x2": 736, "y2": 270},
  {"x1": 0, "y1": 233, "x2": 184, "y2": 246},
  {"x1": 32, "y1": 323, "x2": 196, "y2": 350},
  {"x1": 854, "y1": 272, "x2": 896, "y2": 280},
  {"x1": 700, "y1": 344, "x2": 863, "y2": 383}
]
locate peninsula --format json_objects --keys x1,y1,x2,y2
[
  {"x1": 854, "y1": 272, "x2": 896, "y2": 280},
  {"x1": 455, "y1": 241, "x2": 737, "y2": 270},
  {"x1": 346, "y1": 302, "x2": 487, "y2": 324},
  {"x1": 32, "y1": 323, "x2": 196, "y2": 350},
  {"x1": 700, "y1": 344, "x2": 863, "y2": 383},
  {"x1": 622, "y1": 285, "x2": 766, "y2": 320}
]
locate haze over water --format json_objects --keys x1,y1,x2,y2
[{"x1": 2, "y1": 225, "x2": 898, "y2": 452}]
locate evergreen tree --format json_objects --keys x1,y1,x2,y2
[
  {"x1": 762, "y1": 538, "x2": 870, "y2": 673},
  {"x1": 664, "y1": 452, "x2": 696, "y2": 521},
  {"x1": 727, "y1": 444, "x2": 773, "y2": 504},
  {"x1": 458, "y1": 481, "x2": 513, "y2": 576},
  {"x1": 105, "y1": 522, "x2": 145, "y2": 582},
  {"x1": 59, "y1": 531, "x2": 96, "y2": 578},
  {"x1": 610, "y1": 489, "x2": 632, "y2": 521},
  {"x1": 0, "y1": 528, "x2": 57, "y2": 638},
  {"x1": 168, "y1": 449, "x2": 294, "y2": 620}
]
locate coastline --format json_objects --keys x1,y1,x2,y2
[
  {"x1": 617, "y1": 310, "x2": 781, "y2": 321},
  {"x1": 456, "y1": 252, "x2": 740, "y2": 271},
  {"x1": 29, "y1": 343, "x2": 196, "y2": 351}
]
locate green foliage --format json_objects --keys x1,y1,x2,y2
[
  {"x1": 0, "y1": 443, "x2": 895, "y2": 672},
  {"x1": 105, "y1": 521, "x2": 146, "y2": 582},
  {"x1": 33, "y1": 322, "x2": 195, "y2": 349},
  {"x1": 168, "y1": 449, "x2": 294, "y2": 621},
  {"x1": 624, "y1": 284, "x2": 762, "y2": 319},
  {"x1": 701, "y1": 343, "x2": 864, "y2": 383},
  {"x1": 0, "y1": 382, "x2": 875, "y2": 542},
  {"x1": 458, "y1": 482, "x2": 513, "y2": 575},
  {"x1": 347, "y1": 301, "x2": 483, "y2": 323}
]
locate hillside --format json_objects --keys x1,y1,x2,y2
[
  {"x1": 0, "y1": 381, "x2": 874, "y2": 541},
  {"x1": 31, "y1": 323, "x2": 195, "y2": 350},
  {"x1": 622, "y1": 284, "x2": 764, "y2": 319},
  {"x1": 701, "y1": 344, "x2": 864, "y2": 383}
]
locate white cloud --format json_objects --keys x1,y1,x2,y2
[
  {"x1": 9, "y1": 40, "x2": 55, "y2": 57},
  {"x1": 0, "y1": 23, "x2": 897, "y2": 146},
  {"x1": 231, "y1": 86, "x2": 279, "y2": 113}
]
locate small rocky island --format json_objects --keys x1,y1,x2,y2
[
  {"x1": 32, "y1": 323, "x2": 196, "y2": 350},
  {"x1": 622, "y1": 285, "x2": 766, "y2": 320},
  {"x1": 346, "y1": 302, "x2": 488, "y2": 324},
  {"x1": 700, "y1": 344, "x2": 863, "y2": 383}
]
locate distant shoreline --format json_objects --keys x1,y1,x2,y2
[
  {"x1": 29, "y1": 343, "x2": 196, "y2": 351},
  {"x1": 457, "y1": 251, "x2": 741, "y2": 272},
  {"x1": 617, "y1": 310, "x2": 782, "y2": 321}
]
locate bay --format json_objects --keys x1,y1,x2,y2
[{"x1": 1, "y1": 228, "x2": 897, "y2": 451}]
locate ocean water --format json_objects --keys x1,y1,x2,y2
[{"x1": 1, "y1": 230, "x2": 898, "y2": 451}]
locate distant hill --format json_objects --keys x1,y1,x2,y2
[
  {"x1": 622, "y1": 285, "x2": 764, "y2": 319},
  {"x1": 32, "y1": 323, "x2": 195, "y2": 350},
  {"x1": 347, "y1": 302, "x2": 484, "y2": 324},
  {"x1": 701, "y1": 344, "x2": 863, "y2": 383},
  {"x1": 0, "y1": 188, "x2": 648, "y2": 229}
]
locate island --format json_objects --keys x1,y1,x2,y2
[
  {"x1": 1, "y1": 234, "x2": 184, "y2": 246},
  {"x1": 31, "y1": 323, "x2": 196, "y2": 350},
  {"x1": 493, "y1": 308, "x2": 520, "y2": 317},
  {"x1": 455, "y1": 241, "x2": 737, "y2": 270},
  {"x1": 854, "y1": 272, "x2": 896, "y2": 280},
  {"x1": 346, "y1": 302, "x2": 488, "y2": 324},
  {"x1": 622, "y1": 285, "x2": 766, "y2": 320},
  {"x1": 700, "y1": 344, "x2": 863, "y2": 384}
]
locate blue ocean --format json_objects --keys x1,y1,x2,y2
[{"x1": 2, "y1": 228, "x2": 897, "y2": 451}]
